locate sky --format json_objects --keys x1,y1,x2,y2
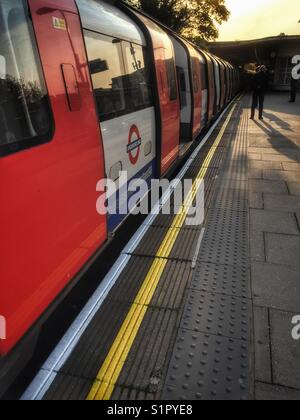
[{"x1": 217, "y1": 0, "x2": 300, "y2": 41}]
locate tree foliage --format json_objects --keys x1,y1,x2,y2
[{"x1": 125, "y1": 0, "x2": 230, "y2": 42}]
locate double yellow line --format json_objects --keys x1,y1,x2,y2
[{"x1": 87, "y1": 101, "x2": 238, "y2": 400}]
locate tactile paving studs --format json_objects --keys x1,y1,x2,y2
[
  {"x1": 180, "y1": 289, "x2": 251, "y2": 341},
  {"x1": 191, "y1": 261, "x2": 251, "y2": 299},
  {"x1": 198, "y1": 208, "x2": 248, "y2": 268},
  {"x1": 163, "y1": 329, "x2": 251, "y2": 400},
  {"x1": 211, "y1": 180, "x2": 248, "y2": 212}
]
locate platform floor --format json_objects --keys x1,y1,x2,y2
[{"x1": 23, "y1": 93, "x2": 300, "y2": 401}]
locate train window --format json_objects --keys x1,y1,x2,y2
[
  {"x1": 200, "y1": 63, "x2": 208, "y2": 90},
  {"x1": 165, "y1": 59, "x2": 178, "y2": 101},
  {"x1": 191, "y1": 58, "x2": 199, "y2": 93},
  {"x1": 0, "y1": 0, "x2": 53, "y2": 156},
  {"x1": 85, "y1": 31, "x2": 153, "y2": 121},
  {"x1": 84, "y1": 31, "x2": 126, "y2": 122},
  {"x1": 123, "y1": 43, "x2": 153, "y2": 111}
]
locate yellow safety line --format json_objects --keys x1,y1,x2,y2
[{"x1": 86, "y1": 100, "x2": 239, "y2": 401}]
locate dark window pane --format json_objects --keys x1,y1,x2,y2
[
  {"x1": 84, "y1": 31, "x2": 126, "y2": 121},
  {"x1": 0, "y1": 0, "x2": 52, "y2": 154},
  {"x1": 123, "y1": 42, "x2": 153, "y2": 111},
  {"x1": 165, "y1": 58, "x2": 177, "y2": 101},
  {"x1": 84, "y1": 31, "x2": 153, "y2": 122},
  {"x1": 200, "y1": 63, "x2": 207, "y2": 90},
  {"x1": 191, "y1": 58, "x2": 200, "y2": 93}
]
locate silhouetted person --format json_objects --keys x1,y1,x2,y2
[
  {"x1": 289, "y1": 77, "x2": 298, "y2": 103},
  {"x1": 250, "y1": 65, "x2": 270, "y2": 120}
]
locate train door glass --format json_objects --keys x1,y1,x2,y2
[
  {"x1": 176, "y1": 67, "x2": 187, "y2": 109},
  {"x1": 122, "y1": 42, "x2": 153, "y2": 111},
  {"x1": 0, "y1": 0, "x2": 52, "y2": 156},
  {"x1": 84, "y1": 31, "x2": 126, "y2": 122},
  {"x1": 165, "y1": 59, "x2": 177, "y2": 101},
  {"x1": 191, "y1": 58, "x2": 200, "y2": 94}
]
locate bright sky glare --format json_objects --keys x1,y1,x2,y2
[{"x1": 218, "y1": 0, "x2": 300, "y2": 41}]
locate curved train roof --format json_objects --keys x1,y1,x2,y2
[{"x1": 76, "y1": 0, "x2": 146, "y2": 46}]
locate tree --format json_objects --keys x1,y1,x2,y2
[{"x1": 124, "y1": 0, "x2": 230, "y2": 42}]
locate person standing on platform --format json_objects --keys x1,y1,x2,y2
[
  {"x1": 289, "y1": 77, "x2": 298, "y2": 103},
  {"x1": 250, "y1": 65, "x2": 270, "y2": 120}
]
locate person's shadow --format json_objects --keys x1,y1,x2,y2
[
  {"x1": 262, "y1": 112, "x2": 292, "y2": 132},
  {"x1": 253, "y1": 119, "x2": 298, "y2": 162}
]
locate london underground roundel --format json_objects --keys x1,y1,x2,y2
[{"x1": 127, "y1": 125, "x2": 142, "y2": 165}]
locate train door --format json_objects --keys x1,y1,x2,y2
[
  {"x1": 217, "y1": 58, "x2": 226, "y2": 109},
  {"x1": 0, "y1": 0, "x2": 107, "y2": 355},
  {"x1": 77, "y1": 0, "x2": 156, "y2": 233},
  {"x1": 127, "y1": 10, "x2": 180, "y2": 176},
  {"x1": 188, "y1": 45, "x2": 202, "y2": 140},
  {"x1": 199, "y1": 54, "x2": 208, "y2": 129},
  {"x1": 212, "y1": 56, "x2": 221, "y2": 113},
  {"x1": 170, "y1": 36, "x2": 193, "y2": 143},
  {"x1": 224, "y1": 62, "x2": 230, "y2": 103},
  {"x1": 202, "y1": 51, "x2": 216, "y2": 123}
]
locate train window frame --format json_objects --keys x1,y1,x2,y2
[
  {"x1": 84, "y1": 29, "x2": 154, "y2": 123},
  {"x1": 0, "y1": 0, "x2": 54, "y2": 158}
]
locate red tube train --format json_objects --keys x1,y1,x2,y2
[{"x1": 0, "y1": 0, "x2": 239, "y2": 391}]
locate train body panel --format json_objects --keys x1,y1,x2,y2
[{"x1": 0, "y1": 0, "x2": 107, "y2": 355}]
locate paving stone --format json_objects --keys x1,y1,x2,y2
[
  {"x1": 263, "y1": 194, "x2": 300, "y2": 213},
  {"x1": 282, "y1": 162, "x2": 300, "y2": 172},
  {"x1": 265, "y1": 233, "x2": 300, "y2": 267},
  {"x1": 252, "y1": 263, "x2": 300, "y2": 313},
  {"x1": 163, "y1": 330, "x2": 252, "y2": 401},
  {"x1": 296, "y1": 213, "x2": 300, "y2": 230},
  {"x1": 270, "y1": 309, "x2": 300, "y2": 389},
  {"x1": 256, "y1": 382, "x2": 300, "y2": 400},
  {"x1": 263, "y1": 170, "x2": 300, "y2": 183},
  {"x1": 249, "y1": 180, "x2": 288, "y2": 195},
  {"x1": 263, "y1": 154, "x2": 300, "y2": 163},
  {"x1": 250, "y1": 209, "x2": 299, "y2": 235},
  {"x1": 288, "y1": 182, "x2": 300, "y2": 195},
  {"x1": 248, "y1": 153, "x2": 262, "y2": 161},
  {"x1": 253, "y1": 307, "x2": 272, "y2": 383},
  {"x1": 248, "y1": 160, "x2": 283, "y2": 170},
  {"x1": 249, "y1": 147, "x2": 294, "y2": 157},
  {"x1": 249, "y1": 192, "x2": 264, "y2": 209},
  {"x1": 250, "y1": 230, "x2": 265, "y2": 262},
  {"x1": 248, "y1": 168, "x2": 263, "y2": 179}
]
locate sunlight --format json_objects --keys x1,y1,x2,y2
[{"x1": 218, "y1": 0, "x2": 300, "y2": 41}]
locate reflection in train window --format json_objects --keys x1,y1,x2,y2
[
  {"x1": 0, "y1": 0, "x2": 53, "y2": 156},
  {"x1": 84, "y1": 31, "x2": 153, "y2": 122},
  {"x1": 166, "y1": 59, "x2": 178, "y2": 101},
  {"x1": 123, "y1": 42, "x2": 153, "y2": 111},
  {"x1": 84, "y1": 31, "x2": 126, "y2": 122}
]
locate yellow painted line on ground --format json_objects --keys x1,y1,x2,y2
[{"x1": 86, "y1": 100, "x2": 239, "y2": 400}]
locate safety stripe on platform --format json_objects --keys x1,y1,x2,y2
[{"x1": 86, "y1": 101, "x2": 239, "y2": 400}]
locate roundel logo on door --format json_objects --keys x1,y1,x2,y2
[{"x1": 127, "y1": 125, "x2": 142, "y2": 165}]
